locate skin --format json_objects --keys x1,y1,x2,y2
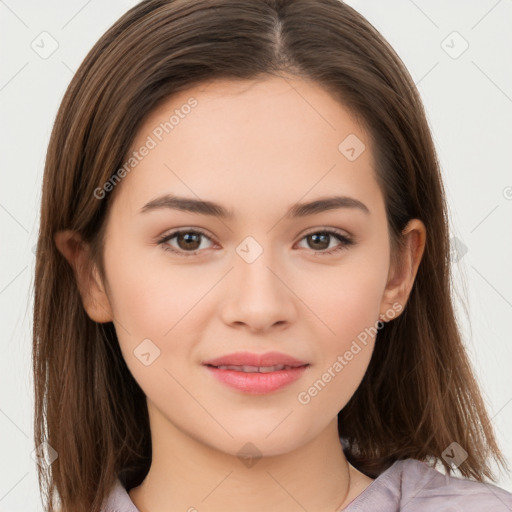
[{"x1": 55, "y1": 75, "x2": 426, "y2": 512}]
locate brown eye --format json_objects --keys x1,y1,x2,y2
[
  {"x1": 158, "y1": 229, "x2": 214, "y2": 256},
  {"x1": 297, "y1": 229, "x2": 354, "y2": 255},
  {"x1": 176, "y1": 232, "x2": 202, "y2": 251},
  {"x1": 306, "y1": 233, "x2": 331, "y2": 250}
]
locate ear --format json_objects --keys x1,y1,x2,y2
[
  {"x1": 379, "y1": 219, "x2": 426, "y2": 321},
  {"x1": 53, "y1": 230, "x2": 113, "y2": 323}
]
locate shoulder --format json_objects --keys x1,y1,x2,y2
[
  {"x1": 100, "y1": 478, "x2": 140, "y2": 512},
  {"x1": 344, "y1": 458, "x2": 512, "y2": 511},
  {"x1": 397, "y1": 458, "x2": 512, "y2": 511}
]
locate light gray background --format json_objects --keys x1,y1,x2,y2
[{"x1": 1, "y1": 0, "x2": 511, "y2": 510}]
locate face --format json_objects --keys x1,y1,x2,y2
[{"x1": 89, "y1": 76, "x2": 406, "y2": 457}]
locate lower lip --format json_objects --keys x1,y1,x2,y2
[{"x1": 204, "y1": 365, "x2": 309, "y2": 394}]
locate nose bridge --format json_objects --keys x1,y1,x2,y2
[
  {"x1": 221, "y1": 234, "x2": 295, "y2": 330},
  {"x1": 235, "y1": 234, "x2": 283, "y2": 297}
]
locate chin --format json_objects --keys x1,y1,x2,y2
[{"x1": 197, "y1": 422, "x2": 318, "y2": 460}]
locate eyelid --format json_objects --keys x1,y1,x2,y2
[
  {"x1": 295, "y1": 227, "x2": 354, "y2": 256},
  {"x1": 157, "y1": 226, "x2": 354, "y2": 257},
  {"x1": 156, "y1": 226, "x2": 214, "y2": 240},
  {"x1": 300, "y1": 225, "x2": 351, "y2": 238}
]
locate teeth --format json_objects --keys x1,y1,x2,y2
[{"x1": 215, "y1": 364, "x2": 294, "y2": 373}]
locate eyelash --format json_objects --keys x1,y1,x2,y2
[{"x1": 156, "y1": 228, "x2": 354, "y2": 258}]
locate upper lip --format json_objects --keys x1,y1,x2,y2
[{"x1": 202, "y1": 351, "x2": 309, "y2": 368}]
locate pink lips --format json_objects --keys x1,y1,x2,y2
[{"x1": 202, "y1": 351, "x2": 310, "y2": 394}]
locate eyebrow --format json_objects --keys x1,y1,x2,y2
[{"x1": 138, "y1": 194, "x2": 370, "y2": 219}]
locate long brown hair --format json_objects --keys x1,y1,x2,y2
[{"x1": 32, "y1": 0, "x2": 509, "y2": 510}]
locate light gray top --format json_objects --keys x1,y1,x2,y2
[{"x1": 101, "y1": 458, "x2": 512, "y2": 511}]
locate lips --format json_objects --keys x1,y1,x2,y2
[
  {"x1": 202, "y1": 350, "x2": 308, "y2": 369},
  {"x1": 214, "y1": 364, "x2": 297, "y2": 373},
  {"x1": 202, "y1": 351, "x2": 310, "y2": 394}
]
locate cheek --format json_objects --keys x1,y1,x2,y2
[
  {"x1": 296, "y1": 285, "x2": 381, "y2": 426},
  {"x1": 297, "y1": 254, "x2": 389, "y2": 415},
  {"x1": 310, "y1": 258, "x2": 389, "y2": 344},
  {"x1": 105, "y1": 241, "x2": 208, "y2": 335},
  {"x1": 103, "y1": 242, "x2": 220, "y2": 391},
  {"x1": 295, "y1": 339, "x2": 373, "y2": 440}
]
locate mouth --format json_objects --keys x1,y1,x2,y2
[
  {"x1": 202, "y1": 351, "x2": 310, "y2": 394},
  {"x1": 207, "y1": 364, "x2": 306, "y2": 373}
]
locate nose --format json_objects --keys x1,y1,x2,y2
[{"x1": 219, "y1": 245, "x2": 297, "y2": 333}]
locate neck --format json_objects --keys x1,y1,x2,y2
[{"x1": 128, "y1": 405, "x2": 363, "y2": 512}]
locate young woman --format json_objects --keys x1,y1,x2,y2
[{"x1": 33, "y1": 1, "x2": 512, "y2": 511}]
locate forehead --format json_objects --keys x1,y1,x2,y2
[{"x1": 114, "y1": 75, "x2": 381, "y2": 218}]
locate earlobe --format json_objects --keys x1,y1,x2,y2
[
  {"x1": 53, "y1": 230, "x2": 113, "y2": 323},
  {"x1": 379, "y1": 219, "x2": 426, "y2": 320}
]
